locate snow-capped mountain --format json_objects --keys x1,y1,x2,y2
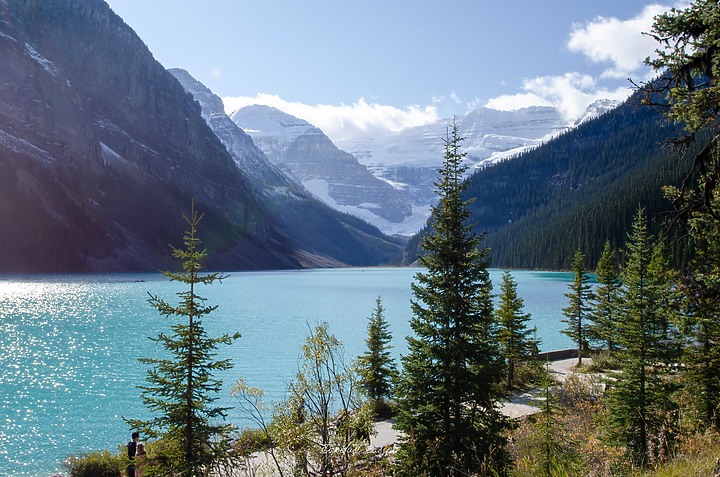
[
  {"x1": 573, "y1": 99, "x2": 622, "y2": 127},
  {"x1": 228, "y1": 101, "x2": 617, "y2": 237},
  {"x1": 0, "y1": 1, "x2": 403, "y2": 272},
  {"x1": 169, "y1": 69, "x2": 297, "y2": 195},
  {"x1": 230, "y1": 105, "x2": 413, "y2": 233},
  {"x1": 338, "y1": 106, "x2": 569, "y2": 171}
]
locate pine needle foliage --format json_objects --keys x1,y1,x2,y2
[
  {"x1": 358, "y1": 296, "x2": 396, "y2": 404},
  {"x1": 495, "y1": 270, "x2": 538, "y2": 389},
  {"x1": 675, "y1": 186, "x2": 720, "y2": 431},
  {"x1": 394, "y1": 121, "x2": 509, "y2": 477},
  {"x1": 125, "y1": 201, "x2": 240, "y2": 477},
  {"x1": 561, "y1": 250, "x2": 592, "y2": 367},
  {"x1": 642, "y1": 0, "x2": 720, "y2": 218},
  {"x1": 588, "y1": 241, "x2": 622, "y2": 351},
  {"x1": 605, "y1": 209, "x2": 678, "y2": 467}
]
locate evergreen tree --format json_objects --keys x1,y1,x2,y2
[
  {"x1": 125, "y1": 202, "x2": 240, "y2": 477},
  {"x1": 641, "y1": 0, "x2": 720, "y2": 434},
  {"x1": 605, "y1": 209, "x2": 677, "y2": 466},
  {"x1": 676, "y1": 189, "x2": 720, "y2": 430},
  {"x1": 394, "y1": 122, "x2": 509, "y2": 476},
  {"x1": 495, "y1": 270, "x2": 538, "y2": 388},
  {"x1": 561, "y1": 250, "x2": 592, "y2": 367},
  {"x1": 357, "y1": 296, "x2": 396, "y2": 405},
  {"x1": 587, "y1": 241, "x2": 622, "y2": 350},
  {"x1": 535, "y1": 362, "x2": 580, "y2": 477},
  {"x1": 643, "y1": 0, "x2": 720, "y2": 215}
]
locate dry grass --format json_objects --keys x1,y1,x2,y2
[{"x1": 631, "y1": 431, "x2": 720, "y2": 477}]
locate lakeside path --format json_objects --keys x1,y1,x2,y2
[
  {"x1": 372, "y1": 357, "x2": 590, "y2": 448},
  {"x1": 233, "y1": 358, "x2": 591, "y2": 476}
]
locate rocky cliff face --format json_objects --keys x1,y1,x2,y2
[
  {"x1": 169, "y1": 69, "x2": 404, "y2": 267},
  {"x1": 0, "y1": 0, "x2": 401, "y2": 272},
  {"x1": 230, "y1": 104, "x2": 576, "y2": 236},
  {"x1": 168, "y1": 69, "x2": 297, "y2": 194},
  {"x1": 231, "y1": 105, "x2": 412, "y2": 228}
]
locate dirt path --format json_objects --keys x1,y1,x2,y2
[{"x1": 373, "y1": 357, "x2": 593, "y2": 448}]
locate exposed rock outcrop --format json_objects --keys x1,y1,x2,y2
[{"x1": 0, "y1": 0, "x2": 401, "y2": 272}]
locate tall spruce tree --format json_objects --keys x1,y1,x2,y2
[
  {"x1": 561, "y1": 250, "x2": 592, "y2": 367},
  {"x1": 358, "y1": 296, "x2": 396, "y2": 405},
  {"x1": 394, "y1": 122, "x2": 509, "y2": 477},
  {"x1": 495, "y1": 270, "x2": 538, "y2": 389},
  {"x1": 641, "y1": 0, "x2": 720, "y2": 433},
  {"x1": 125, "y1": 202, "x2": 240, "y2": 477},
  {"x1": 642, "y1": 0, "x2": 720, "y2": 216},
  {"x1": 587, "y1": 241, "x2": 622, "y2": 351},
  {"x1": 605, "y1": 209, "x2": 677, "y2": 466},
  {"x1": 676, "y1": 189, "x2": 720, "y2": 430}
]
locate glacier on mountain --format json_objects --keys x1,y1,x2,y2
[{"x1": 226, "y1": 101, "x2": 619, "y2": 236}]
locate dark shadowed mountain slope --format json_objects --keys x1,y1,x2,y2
[
  {"x1": 168, "y1": 68, "x2": 404, "y2": 268},
  {"x1": 0, "y1": 0, "x2": 401, "y2": 272},
  {"x1": 404, "y1": 92, "x2": 691, "y2": 270}
]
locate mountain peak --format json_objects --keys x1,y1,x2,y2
[
  {"x1": 230, "y1": 104, "x2": 315, "y2": 138},
  {"x1": 574, "y1": 99, "x2": 622, "y2": 127},
  {"x1": 167, "y1": 67, "x2": 225, "y2": 117}
]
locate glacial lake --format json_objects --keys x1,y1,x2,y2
[{"x1": 0, "y1": 267, "x2": 574, "y2": 476}]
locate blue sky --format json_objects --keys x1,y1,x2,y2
[{"x1": 105, "y1": 0, "x2": 686, "y2": 141}]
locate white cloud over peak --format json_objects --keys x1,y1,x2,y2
[
  {"x1": 567, "y1": 4, "x2": 669, "y2": 79},
  {"x1": 223, "y1": 3, "x2": 690, "y2": 140},
  {"x1": 223, "y1": 94, "x2": 439, "y2": 142},
  {"x1": 486, "y1": 73, "x2": 632, "y2": 119},
  {"x1": 484, "y1": 3, "x2": 685, "y2": 120},
  {"x1": 485, "y1": 92, "x2": 553, "y2": 112}
]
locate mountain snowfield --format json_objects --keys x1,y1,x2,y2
[
  {"x1": 229, "y1": 100, "x2": 619, "y2": 236},
  {"x1": 230, "y1": 105, "x2": 414, "y2": 233}
]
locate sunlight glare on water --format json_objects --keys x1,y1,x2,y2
[{"x1": 0, "y1": 269, "x2": 573, "y2": 476}]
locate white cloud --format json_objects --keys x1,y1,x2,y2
[
  {"x1": 485, "y1": 92, "x2": 553, "y2": 111},
  {"x1": 211, "y1": 68, "x2": 222, "y2": 78},
  {"x1": 224, "y1": 4, "x2": 691, "y2": 138},
  {"x1": 223, "y1": 94, "x2": 439, "y2": 142},
  {"x1": 567, "y1": 4, "x2": 671, "y2": 79},
  {"x1": 485, "y1": 73, "x2": 632, "y2": 119},
  {"x1": 484, "y1": 4, "x2": 686, "y2": 120}
]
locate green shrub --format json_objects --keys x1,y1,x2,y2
[
  {"x1": 513, "y1": 359, "x2": 546, "y2": 389},
  {"x1": 585, "y1": 350, "x2": 621, "y2": 373},
  {"x1": 557, "y1": 373, "x2": 604, "y2": 407},
  {"x1": 234, "y1": 428, "x2": 272, "y2": 456},
  {"x1": 372, "y1": 398, "x2": 394, "y2": 420},
  {"x1": 63, "y1": 450, "x2": 123, "y2": 477}
]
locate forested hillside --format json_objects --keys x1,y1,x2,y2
[{"x1": 405, "y1": 92, "x2": 693, "y2": 270}]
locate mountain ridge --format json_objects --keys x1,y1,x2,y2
[
  {"x1": 0, "y1": 0, "x2": 402, "y2": 272},
  {"x1": 229, "y1": 101, "x2": 618, "y2": 236},
  {"x1": 231, "y1": 104, "x2": 414, "y2": 230}
]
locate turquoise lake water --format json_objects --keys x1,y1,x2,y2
[{"x1": 0, "y1": 267, "x2": 574, "y2": 476}]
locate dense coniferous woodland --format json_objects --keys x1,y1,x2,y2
[{"x1": 405, "y1": 91, "x2": 695, "y2": 270}]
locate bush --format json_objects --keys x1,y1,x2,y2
[
  {"x1": 234, "y1": 428, "x2": 272, "y2": 456},
  {"x1": 63, "y1": 450, "x2": 123, "y2": 477},
  {"x1": 372, "y1": 399, "x2": 394, "y2": 420},
  {"x1": 513, "y1": 359, "x2": 546, "y2": 390},
  {"x1": 557, "y1": 373, "x2": 604, "y2": 407},
  {"x1": 585, "y1": 350, "x2": 621, "y2": 373}
]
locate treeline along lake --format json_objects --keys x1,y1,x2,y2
[{"x1": 0, "y1": 267, "x2": 574, "y2": 476}]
